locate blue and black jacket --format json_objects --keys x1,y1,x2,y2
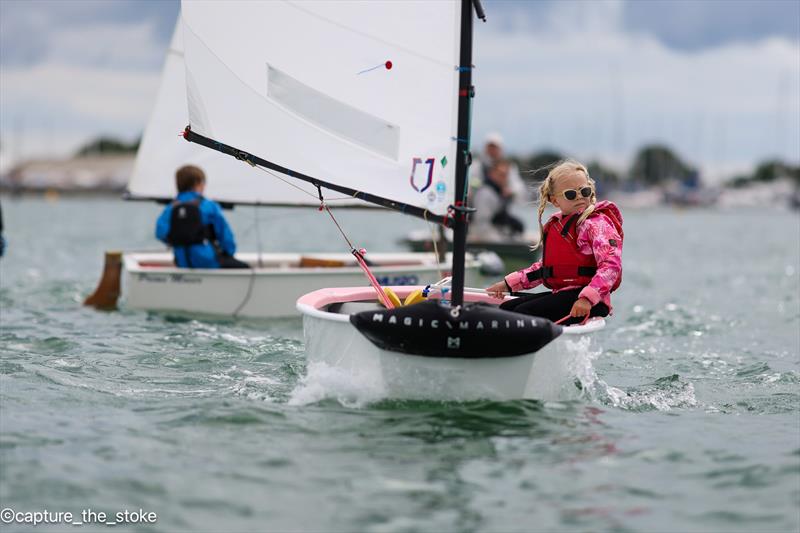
[{"x1": 155, "y1": 191, "x2": 237, "y2": 268}]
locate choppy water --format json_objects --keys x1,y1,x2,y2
[{"x1": 1, "y1": 196, "x2": 798, "y2": 532}]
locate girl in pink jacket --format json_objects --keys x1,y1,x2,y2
[{"x1": 486, "y1": 160, "x2": 623, "y2": 325}]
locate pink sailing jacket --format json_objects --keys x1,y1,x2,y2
[{"x1": 504, "y1": 200, "x2": 623, "y2": 309}]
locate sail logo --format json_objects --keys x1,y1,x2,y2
[
  {"x1": 409, "y1": 157, "x2": 434, "y2": 193},
  {"x1": 447, "y1": 337, "x2": 461, "y2": 349}
]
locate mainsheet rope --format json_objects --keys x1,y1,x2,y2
[
  {"x1": 247, "y1": 160, "x2": 393, "y2": 307},
  {"x1": 318, "y1": 197, "x2": 394, "y2": 309},
  {"x1": 237, "y1": 154, "x2": 461, "y2": 310},
  {"x1": 423, "y1": 210, "x2": 444, "y2": 281}
]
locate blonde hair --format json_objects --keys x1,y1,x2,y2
[{"x1": 531, "y1": 159, "x2": 596, "y2": 250}]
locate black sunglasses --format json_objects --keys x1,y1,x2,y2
[{"x1": 559, "y1": 186, "x2": 593, "y2": 201}]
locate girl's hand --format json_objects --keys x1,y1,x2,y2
[
  {"x1": 570, "y1": 297, "x2": 592, "y2": 317},
  {"x1": 486, "y1": 281, "x2": 507, "y2": 299}
]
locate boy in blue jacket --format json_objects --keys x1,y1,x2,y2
[{"x1": 156, "y1": 165, "x2": 248, "y2": 269}]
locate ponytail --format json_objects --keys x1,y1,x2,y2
[{"x1": 531, "y1": 176, "x2": 553, "y2": 250}]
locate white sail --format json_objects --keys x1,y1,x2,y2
[
  {"x1": 180, "y1": 0, "x2": 462, "y2": 216},
  {"x1": 128, "y1": 17, "x2": 366, "y2": 206}
]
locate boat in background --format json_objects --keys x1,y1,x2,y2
[
  {"x1": 85, "y1": 15, "x2": 492, "y2": 318},
  {"x1": 401, "y1": 228, "x2": 539, "y2": 271},
  {"x1": 122, "y1": 251, "x2": 487, "y2": 318},
  {"x1": 179, "y1": 0, "x2": 604, "y2": 399}
]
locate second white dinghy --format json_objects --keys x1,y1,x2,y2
[{"x1": 122, "y1": 251, "x2": 491, "y2": 318}]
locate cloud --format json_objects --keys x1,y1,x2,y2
[
  {"x1": 0, "y1": 1, "x2": 177, "y2": 161},
  {"x1": 0, "y1": 0, "x2": 797, "y2": 183},
  {"x1": 2, "y1": 62, "x2": 160, "y2": 124},
  {"x1": 0, "y1": 0, "x2": 178, "y2": 68},
  {"x1": 622, "y1": 0, "x2": 800, "y2": 51},
  {"x1": 0, "y1": 60, "x2": 161, "y2": 162},
  {"x1": 473, "y1": 1, "x2": 800, "y2": 180},
  {"x1": 485, "y1": 0, "x2": 800, "y2": 52}
]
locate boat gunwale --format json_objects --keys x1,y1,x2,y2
[
  {"x1": 122, "y1": 252, "x2": 482, "y2": 277},
  {"x1": 297, "y1": 285, "x2": 607, "y2": 334}
]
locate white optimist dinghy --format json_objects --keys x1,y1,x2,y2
[
  {"x1": 84, "y1": 14, "x2": 491, "y2": 318},
  {"x1": 297, "y1": 284, "x2": 605, "y2": 400},
  {"x1": 179, "y1": 0, "x2": 605, "y2": 399}
]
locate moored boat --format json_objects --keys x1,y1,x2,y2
[{"x1": 401, "y1": 228, "x2": 539, "y2": 270}]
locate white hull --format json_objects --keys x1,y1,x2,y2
[
  {"x1": 123, "y1": 252, "x2": 486, "y2": 318},
  {"x1": 297, "y1": 286, "x2": 605, "y2": 401}
]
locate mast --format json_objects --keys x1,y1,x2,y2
[{"x1": 450, "y1": 0, "x2": 482, "y2": 307}]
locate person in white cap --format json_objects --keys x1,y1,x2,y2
[
  {"x1": 467, "y1": 133, "x2": 529, "y2": 242},
  {"x1": 469, "y1": 132, "x2": 528, "y2": 204},
  {"x1": 469, "y1": 159, "x2": 525, "y2": 241}
]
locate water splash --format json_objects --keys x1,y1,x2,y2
[
  {"x1": 288, "y1": 361, "x2": 385, "y2": 407},
  {"x1": 565, "y1": 337, "x2": 698, "y2": 411}
]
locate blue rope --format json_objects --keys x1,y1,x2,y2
[{"x1": 357, "y1": 64, "x2": 383, "y2": 75}]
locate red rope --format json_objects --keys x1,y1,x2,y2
[
  {"x1": 319, "y1": 201, "x2": 394, "y2": 309},
  {"x1": 352, "y1": 248, "x2": 394, "y2": 309}
]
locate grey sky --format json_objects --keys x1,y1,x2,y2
[
  {"x1": 1, "y1": 0, "x2": 798, "y2": 180},
  {"x1": 3, "y1": 0, "x2": 797, "y2": 68},
  {"x1": 0, "y1": 0, "x2": 179, "y2": 69}
]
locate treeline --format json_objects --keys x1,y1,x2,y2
[
  {"x1": 74, "y1": 136, "x2": 140, "y2": 156},
  {"x1": 510, "y1": 144, "x2": 799, "y2": 189},
  {"x1": 728, "y1": 160, "x2": 800, "y2": 188},
  {"x1": 75, "y1": 134, "x2": 797, "y2": 189}
]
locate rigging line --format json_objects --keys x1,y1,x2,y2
[
  {"x1": 319, "y1": 194, "x2": 393, "y2": 309},
  {"x1": 254, "y1": 205, "x2": 264, "y2": 267},
  {"x1": 424, "y1": 210, "x2": 444, "y2": 281},
  {"x1": 284, "y1": 1, "x2": 452, "y2": 69},
  {"x1": 321, "y1": 203, "x2": 357, "y2": 252},
  {"x1": 250, "y1": 164, "x2": 363, "y2": 203},
  {"x1": 231, "y1": 265, "x2": 257, "y2": 318},
  {"x1": 250, "y1": 164, "x2": 322, "y2": 201},
  {"x1": 250, "y1": 162, "x2": 382, "y2": 203}
]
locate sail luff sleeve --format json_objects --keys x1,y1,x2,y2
[{"x1": 182, "y1": 126, "x2": 454, "y2": 229}]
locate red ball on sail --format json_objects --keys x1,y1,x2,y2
[{"x1": 385, "y1": 61, "x2": 393, "y2": 70}]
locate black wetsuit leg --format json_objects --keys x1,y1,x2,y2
[{"x1": 499, "y1": 288, "x2": 609, "y2": 325}]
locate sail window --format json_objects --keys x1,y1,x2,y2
[{"x1": 267, "y1": 65, "x2": 399, "y2": 160}]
